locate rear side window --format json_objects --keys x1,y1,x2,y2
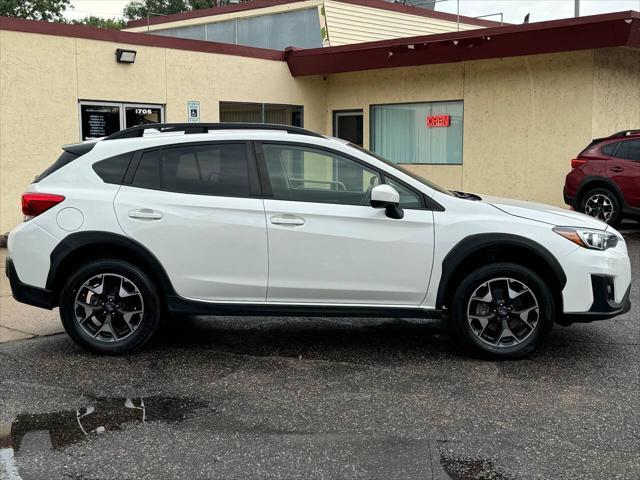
[
  {"x1": 132, "y1": 143, "x2": 251, "y2": 196},
  {"x1": 92, "y1": 153, "x2": 132, "y2": 184},
  {"x1": 613, "y1": 140, "x2": 640, "y2": 161},
  {"x1": 35, "y1": 151, "x2": 78, "y2": 182},
  {"x1": 600, "y1": 142, "x2": 619, "y2": 156}
]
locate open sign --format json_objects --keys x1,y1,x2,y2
[{"x1": 426, "y1": 115, "x2": 451, "y2": 127}]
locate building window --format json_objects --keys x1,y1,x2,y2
[
  {"x1": 79, "y1": 101, "x2": 164, "y2": 141},
  {"x1": 154, "y1": 8, "x2": 322, "y2": 50},
  {"x1": 220, "y1": 102, "x2": 303, "y2": 127},
  {"x1": 371, "y1": 101, "x2": 463, "y2": 165}
]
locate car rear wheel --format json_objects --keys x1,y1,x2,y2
[
  {"x1": 59, "y1": 259, "x2": 161, "y2": 354},
  {"x1": 579, "y1": 188, "x2": 622, "y2": 227},
  {"x1": 449, "y1": 263, "x2": 554, "y2": 359}
]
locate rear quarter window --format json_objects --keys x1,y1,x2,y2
[
  {"x1": 600, "y1": 142, "x2": 619, "y2": 156},
  {"x1": 92, "y1": 153, "x2": 133, "y2": 184}
]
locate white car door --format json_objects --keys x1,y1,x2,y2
[
  {"x1": 113, "y1": 141, "x2": 268, "y2": 302},
  {"x1": 259, "y1": 142, "x2": 434, "y2": 305}
]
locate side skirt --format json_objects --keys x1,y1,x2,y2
[{"x1": 166, "y1": 296, "x2": 442, "y2": 319}]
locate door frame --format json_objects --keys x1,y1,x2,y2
[{"x1": 332, "y1": 109, "x2": 364, "y2": 144}]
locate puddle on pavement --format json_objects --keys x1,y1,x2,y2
[
  {"x1": 0, "y1": 396, "x2": 209, "y2": 455},
  {"x1": 440, "y1": 454, "x2": 514, "y2": 480}
]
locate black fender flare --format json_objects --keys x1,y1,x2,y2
[
  {"x1": 576, "y1": 176, "x2": 625, "y2": 205},
  {"x1": 435, "y1": 233, "x2": 567, "y2": 308},
  {"x1": 46, "y1": 231, "x2": 176, "y2": 296}
]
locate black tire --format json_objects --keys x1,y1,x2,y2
[
  {"x1": 579, "y1": 187, "x2": 622, "y2": 227},
  {"x1": 449, "y1": 263, "x2": 555, "y2": 359},
  {"x1": 59, "y1": 259, "x2": 162, "y2": 354}
]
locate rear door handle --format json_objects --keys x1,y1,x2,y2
[
  {"x1": 610, "y1": 166, "x2": 624, "y2": 173},
  {"x1": 270, "y1": 214, "x2": 305, "y2": 226},
  {"x1": 128, "y1": 208, "x2": 163, "y2": 220}
]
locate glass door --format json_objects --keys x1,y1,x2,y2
[
  {"x1": 333, "y1": 110, "x2": 363, "y2": 146},
  {"x1": 79, "y1": 101, "x2": 164, "y2": 140}
]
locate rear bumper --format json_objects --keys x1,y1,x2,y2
[
  {"x1": 5, "y1": 257, "x2": 54, "y2": 310},
  {"x1": 560, "y1": 276, "x2": 631, "y2": 325},
  {"x1": 563, "y1": 187, "x2": 576, "y2": 208}
]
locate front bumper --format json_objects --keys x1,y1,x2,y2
[
  {"x1": 5, "y1": 257, "x2": 54, "y2": 310},
  {"x1": 560, "y1": 275, "x2": 631, "y2": 325}
]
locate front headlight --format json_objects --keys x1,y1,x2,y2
[{"x1": 553, "y1": 227, "x2": 618, "y2": 251}]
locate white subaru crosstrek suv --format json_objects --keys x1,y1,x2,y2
[{"x1": 6, "y1": 123, "x2": 632, "y2": 358}]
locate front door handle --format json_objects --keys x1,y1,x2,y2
[
  {"x1": 610, "y1": 166, "x2": 624, "y2": 173},
  {"x1": 270, "y1": 214, "x2": 305, "y2": 226},
  {"x1": 128, "y1": 208, "x2": 163, "y2": 220}
]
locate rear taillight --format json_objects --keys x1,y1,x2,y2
[
  {"x1": 21, "y1": 193, "x2": 65, "y2": 218},
  {"x1": 571, "y1": 158, "x2": 587, "y2": 168}
]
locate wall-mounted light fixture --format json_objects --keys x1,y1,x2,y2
[{"x1": 115, "y1": 48, "x2": 137, "y2": 64}]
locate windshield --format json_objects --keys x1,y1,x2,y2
[{"x1": 348, "y1": 144, "x2": 454, "y2": 196}]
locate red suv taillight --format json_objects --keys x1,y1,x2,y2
[
  {"x1": 21, "y1": 193, "x2": 65, "y2": 218},
  {"x1": 571, "y1": 158, "x2": 587, "y2": 168}
]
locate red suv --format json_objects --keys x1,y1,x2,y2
[{"x1": 564, "y1": 130, "x2": 640, "y2": 227}]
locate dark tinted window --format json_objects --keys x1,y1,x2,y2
[
  {"x1": 132, "y1": 143, "x2": 250, "y2": 196},
  {"x1": 92, "y1": 153, "x2": 132, "y2": 184},
  {"x1": 601, "y1": 142, "x2": 619, "y2": 156},
  {"x1": 614, "y1": 140, "x2": 640, "y2": 161},
  {"x1": 35, "y1": 151, "x2": 78, "y2": 182}
]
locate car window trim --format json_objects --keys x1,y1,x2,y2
[
  {"x1": 254, "y1": 140, "x2": 436, "y2": 211},
  {"x1": 122, "y1": 140, "x2": 262, "y2": 198}
]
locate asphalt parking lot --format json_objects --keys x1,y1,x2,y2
[{"x1": 1, "y1": 226, "x2": 638, "y2": 480}]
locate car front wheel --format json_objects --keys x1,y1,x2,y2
[
  {"x1": 59, "y1": 259, "x2": 161, "y2": 354},
  {"x1": 450, "y1": 263, "x2": 554, "y2": 359}
]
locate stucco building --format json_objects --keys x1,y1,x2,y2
[{"x1": 0, "y1": 0, "x2": 639, "y2": 233}]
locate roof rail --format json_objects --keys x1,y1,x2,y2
[
  {"x1": 610, "y1": 130, "x2": 640, "y2": 138},
  {"x1": 104, "y1": 122, "x2": 324, "y2": 140}
]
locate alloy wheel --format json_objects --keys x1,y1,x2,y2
[
  {"x1": 584, "y1": 193, "x2": 614, "y2": 223},
  {"x1": 466, "y1": 277, "x2": 540, "y2": 348},
  {"x1": 74, "y1": 273, "x2": 144, "y2": 343}
]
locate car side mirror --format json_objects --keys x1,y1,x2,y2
[{"x1": 370, "y1": 184, "x2": 404, "y2": 219}]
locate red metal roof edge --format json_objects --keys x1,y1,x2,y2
[
  {"x1": 126, "y1": 0, "x2": 502, "y2": 29},
  {"x1": 286, "y1": 11, "x2": 640, "y2": 76},
  {"x1": 0, "y1": 16, "x2": 285, "y2": 61}
]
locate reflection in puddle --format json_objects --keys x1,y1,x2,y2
[
  {"x1": 440, "y1": 454, "x2": 514, "y2": 480},
  {"x1": 1, "y1": 396, "x2": 208, "y2": 454}
]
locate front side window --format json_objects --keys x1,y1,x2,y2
[
  {"x1": 613, "y1": 140, "x2": 640, "y2": 161},
  {"x1": 371, "y1": 101, "x2": 463, "y2": 165},
  {"x1": 132, "y1": 143, "x2": 250, "y2": 196},
  {"x1": 262, "y1": 144, "x2": 380, "y2": 205},
  {"x1": 383, "y1": 177, "x2": 422, "y2": 209}
]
